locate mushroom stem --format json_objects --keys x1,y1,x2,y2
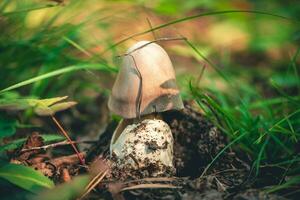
[{"x1": 110, "y1": 113, "x2": 162, "y2": 148}]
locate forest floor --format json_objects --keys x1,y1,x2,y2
[{"x1": 6, "y1": 103, "x2": 293, "y2": 200}]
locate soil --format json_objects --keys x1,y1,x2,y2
[{"x1": 85, "y1": 103, "x2": 287, "y2": 200}]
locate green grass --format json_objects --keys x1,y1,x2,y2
[{"x1": 189, "y1": 50, "x2": 300, "y2": 194}]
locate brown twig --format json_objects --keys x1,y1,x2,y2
[
  {"x1": 100, "y1": 176, "x2": 183, "y2": 185},
  {"x1": 123, "y1": 177, "x2": 177, "y2": 184},
  {"x1": 20, "y1": 140, "x2": 73, "y2": 152},
  {"x1": 79, "y1": 169, "x2": 109, "y2": 199},
  {"x1": 20, "y1": 140, "x2": 96, "y2": 153},
  {"x1": 195, "y1": 64, "x2": 206, "y2": 86},
  {"x1": 121, "y1": 183, "x2": 180, "y2": 192},
  {"x1": 51, "y1": 115, "x2": 85, "y2": 165},
  {"x1": 50, "y1": 152, "x2": 86, "y2": 166},
  {"x1": 146, "y1": 17, "x2": 157, "y2": 40},
  {"x1": 126, "y1": 54, "x2": 143, "y2": 119},
  {"x1": 117, "y1": 37, "x2": 186, "y2": 57}
]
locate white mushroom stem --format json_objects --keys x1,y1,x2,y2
[{"x1": 110, "y1": 116, "x2": 175, "y2": 176}]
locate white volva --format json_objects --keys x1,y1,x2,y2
[{"x1": 110, "y1": 119, "x2": 174, "y2": 176}]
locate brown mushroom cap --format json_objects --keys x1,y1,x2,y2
[{"x1": 108, "y1": 41, "x2": 184, "y2": 119}]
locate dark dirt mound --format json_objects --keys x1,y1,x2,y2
[
  {"x1": 163, "y1": 104, "x2": 236, "y2": 178},
  {"x1": 86, "y1": 103, "x2": 286, "y2": 200}
]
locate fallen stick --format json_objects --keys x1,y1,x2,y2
[
  {"x1": 121, "y1": 183, "x2": 180, "y2": 192},
  {"x1": 20, "y1": 140, "x2": 96, "y2": 153},
  {"x1": 50, "y1": 152, "x2": 87, "y2": 166},
  {"x1": 123, "y1": 177, "x2": 178, "y2": 184},
  {"x1": 51, "y1": 115, "x2": 85, "y2": 165},
  {"x1": 79, "y1": 169, "x2": 109, "y2": 199},
  {"x1": 20, "y1": 140, "x2": 74, "y2": 152}
]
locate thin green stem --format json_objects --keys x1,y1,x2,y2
[{"x1": 101, "y1": 10, "x2": 295, "y2": 55}]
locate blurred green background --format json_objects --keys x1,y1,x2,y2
[{"x1": 0, "y1": 0, "x2": 300, "y2": 198}]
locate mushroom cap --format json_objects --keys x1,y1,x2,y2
[{"x1": 108, "y1": 41, "x2": 184, "y2": 119}]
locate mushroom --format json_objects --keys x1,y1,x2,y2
[{"x1": 108, "y1": 41, "x2": 183, "y2": 177}]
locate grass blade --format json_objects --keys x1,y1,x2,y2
[
  {"x1": 2, "y1": 4, "x2": 58, "y2": 16},
  {"x1": 200, "y1": 131, "x2": 245, "y2": 178},
  {"x1": 0, "y1": 163, "x2": 54, "y2": 193},
  {"x1": 0, "y1": 64, "x2": 110, "y2": 94},
  {"x1": 102, "y1": 10, "x2": 295, "y2": 54}
]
